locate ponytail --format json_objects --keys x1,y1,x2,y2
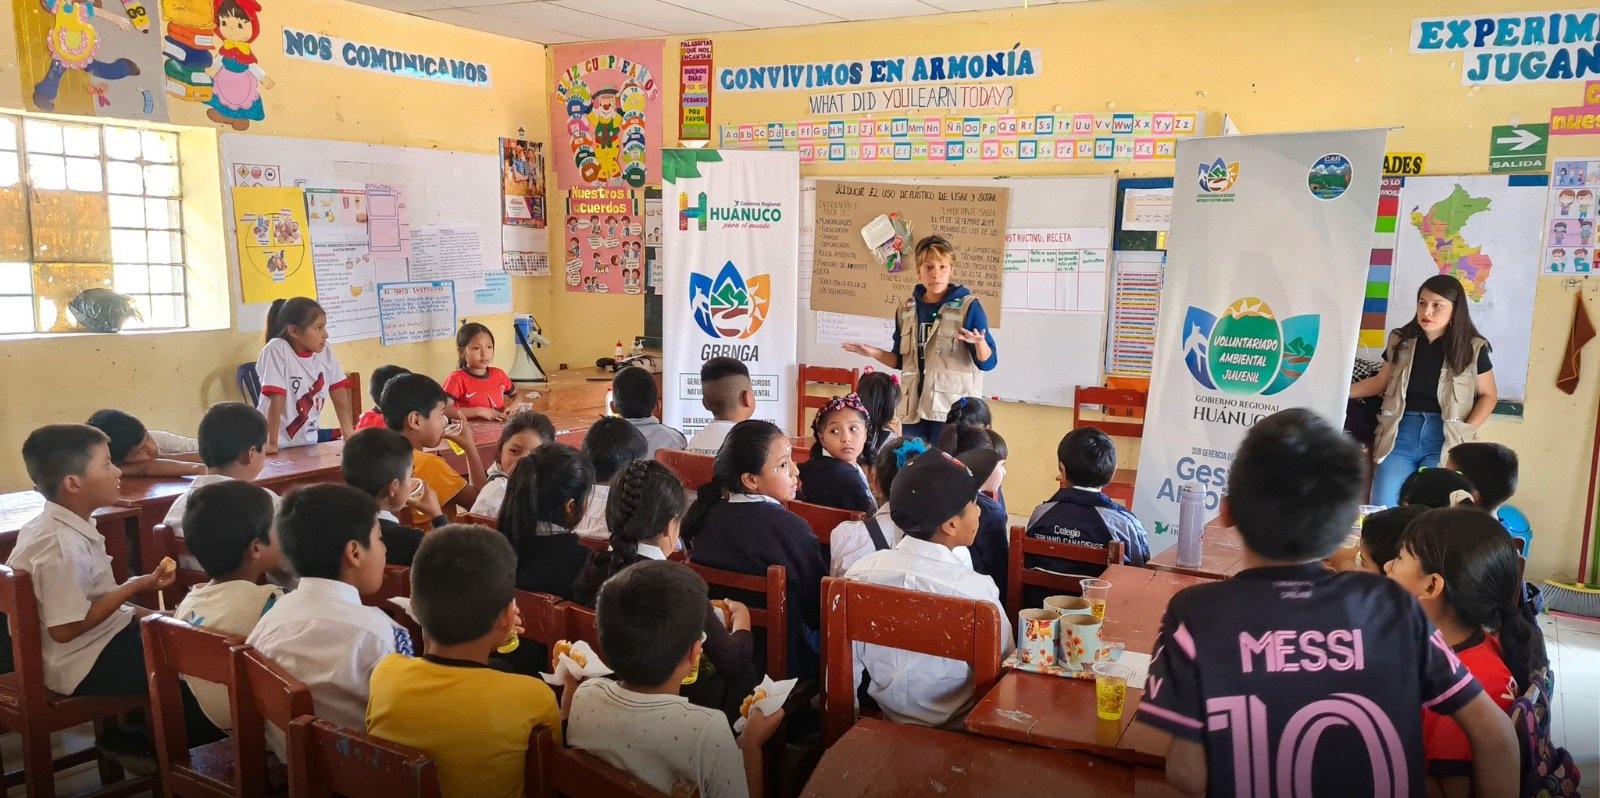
[
  {"x1": 682, "y1": 419, "x2": 785, "y2": 549},
  {"x1": 496, "y1": 444, "x2": 594, "y2": 552},
  {"x1": 856, "y1": 371, "x2": 901, "y2": 456},
  {"x1": 264, "y1": 297, "x2": 324, "y2": 345}
]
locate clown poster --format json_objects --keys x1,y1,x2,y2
[
  {"x1": 162, "y1": 0, "x2": 273, "y2": 130},
  {"x1": 550, "y1": 41, "x2": 664, "y2": 190},
  {"x1": 13, "y1": 0, "x2": 170, "y2": 122},
  {"x1": 563, "y1": 188, "x2": 643, "y2": 294}
]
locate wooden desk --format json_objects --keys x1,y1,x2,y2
[
  {"x1": 1146, "y1": 521, "x2": 1245, "y2": 580},
  {"x1": 0, "y1": 491, "x2": 140, "y2": 583},
  {"x1": 1094, "y1": 564, "x2": 1208, "y2": 653},
  {"x1": 801, "y1": 718, "x2": 1133, "y2": 797}
]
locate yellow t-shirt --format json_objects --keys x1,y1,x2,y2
[
  {"x1": 413, "y1": 450, "x2": 468, "y2": 507},
  {"x1": 366, "y1": 654, "x2": 561, "y2": 798}
]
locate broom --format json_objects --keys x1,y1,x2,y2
[{"x1": 1543, "y1": 374, "x2": 1600, "y2": 617}]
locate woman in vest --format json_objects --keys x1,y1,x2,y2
[
  {"x1": 842, "y1": 235, "x2": 998, "y2": 443},
  {"x1": 1351, "y1": 274, "x2": 1497, "y2": 507}
]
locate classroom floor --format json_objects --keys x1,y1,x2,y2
[{"x1": 7, "y1": 615, "x2": 1600, "y2": 795}]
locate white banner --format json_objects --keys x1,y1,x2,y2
[
  {"x1": 1133, "y1": 130, "x2": 1388, "y2": 552},
  {"x1": 662, "y1": 150, "x2": 800, "y2": 436}
]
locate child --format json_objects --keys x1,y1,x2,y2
[
  {"x1": 575, "y1": 417, "x2": 648, "y2": 540},
  {"x1": 86, "y1": 408, "x2": 203, "y2": 478},
  {"x1": 1446, "y1": 441, "x2": 1518, "y2": 514},
  {"x1": 341, "y1": 428, "x2": 448, "y2": 567},
  {"x1": 572, "y1": 460, "x2": 760, "y2": 722},
  {"x1": 797, "y1": 393, "x2": 875, "y2": 514},
  {"x1": 367, "y1": 525, "x2": 563, "y2": 798},
  {"x1": 1134, "y1": 409, "x2": 1517, "y2": 796},
  {"x1": 496, "y1": 443, "x2": 593, "y2": 600},
  {"x1": 683, "y1": 420, "x2": 824, "y2": 680},
  {"x1": 246, "y1": 484, "x2": 412, "y2": 757},
  {"x1": 162, "y1": 402, "x2": 271, "y2": 541},
  {"x1": 1347, "y1": 505, "x2": 1427, "y2": 574},
  {"x1": 944, "y1": 396, "x2": 992, "y2": 434},
  {"x1": 356, "y1": 365, "x2": 410, "y2": 431},
  {"x1": 612, "y1": 365, "x2": 687, "y2": 456},
  {"x1": 843, "y1": 450, "x2": 1013, "y2": 729},
  {"x1": 443, "y1": 322, "x2": 516, "y2": 422},
  {"x1": 688, "y1": 357, "x2": 756, "y2": 454},
  {"x1": 174, "y1": 480, "x2": 284, "y2": 730},
  {"x1": 1023, "y1": 427, "x2": 1150, "y2": 595},
  {"x1": 954, "y1": 444, "x2": 1007, "y2": 595},
  {"x1": 470, "y1": 411, "x2": 557, "y2": 519},
  {"x1": 255, "y1": 297, "x2": 355, "y2": 453},
  {"x1": 855, "y1": 370, "x2": 902, "y2": 458},
  {"x1": 382, "y1": 373, "x2": 487, "y2": 513},
  {"x1": 1386, "y1": 507, "x2": 1549, "y2": 794},
  {"x1": 1399, "y1": 467, "x2": 1477, "y2": 509},
  {"x1": 829, "y1": 437, "x2": 934, "y2": 577},
  {"x1": 568, "y1": 561, "x2": 784, "y2": 798}
]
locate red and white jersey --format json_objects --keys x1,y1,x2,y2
[{"x1": 255, "y1": 337, "x2": 349, "y2": 448}]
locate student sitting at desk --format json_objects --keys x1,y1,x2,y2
[
  {"x1": 86, "y1": 408, "x2": 203, "y2": 478},
  {"x1": 612, "y1": 365, "x2": 686, "y2": 457},
  {"x1": 163, "y1": 402, "x2": 275, "y2": 546},
  {"x1": 382, "y1": 373, "x2": 487, "y2": 513}
]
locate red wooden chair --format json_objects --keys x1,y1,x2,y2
[
  {"x1": 529, "y1": 727, "x2": 670, "y2": 798},
  {"x1": 1004, "y1": 524, "x2": 1125, "y2": 618},
  {"x1": 515, "y1": 590, "x2": 568, "y2": 647},
  {"x1": 797, "y1": 364, "x2": 860, "y2": 435},
  {"x1": 141, "y1": 614, "x2": 256, "y2": 797},
  {"x1": 152, "y1": 523, "x2": 210, "y2": 608},
  {"x1": 0, "y1": 564, "x2": 156, "y2": 798},
  {"x1": 819, "y1": 576, "x2": 1004, "y2": 748},
  {"x1": 229, "y1": 644, "x2": 315, "y2": 794},
  {"x1": 362, "y1": 565, "x2": 412, "y2": 608},
  {"x1": 1103, "y1": 482, "x2": 1135, "y2": 507},
  {"x1": 287, "y1": 716, "x2": 442, "y2": 798},
  {"x1": 561, "y1": 602, "x2": 604, "y2": 661},
  {"x1": 1072, "y1": 386, "x2": 1148, "y2": 439},
  {"x1": 654, "y1": 449, "x2": 715, "y2": 490},
  {"x1": 784, "y1": 499, "x2": 862, "y2": 548}
]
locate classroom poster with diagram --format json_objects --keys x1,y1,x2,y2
[
  {"x1": 810, "y1": 179, "x2": 1009, "y2": 323},
  {"x1": 550, "y1": 41, "x2": 663, "y2": 189},
  {"x1": 500, "y1": 138, "x2": 546, "y2": 227},
  {"x1": 1001, "y1": 228, "x2": 1109, "y2": 314},
  {"x1": 563, "y1": 188, "x2": 643, "y2": 294},
  {"x1": 232, "y1": 187, "x2": 314, "y2": 303},
  {"x1": 1545, "y1": 158, "x2": 1600, "y2": 276},
  {"x1": 13, "y1": 0, "x2": 169, "y2": 122},
  {"x1": 304, "y1": 186, "x2": 380, "y2": 342}
]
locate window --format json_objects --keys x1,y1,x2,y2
[{"x1": 0, "y1": 113, "x2": 188, "y2": 335}]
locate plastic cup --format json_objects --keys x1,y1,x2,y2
[
  {"x1": 1092, "y1": 662, "x2": 1133, "y2": 721},
  {"x1": 1079, "y1": 578, "x2": 1112, "y2": 621}
]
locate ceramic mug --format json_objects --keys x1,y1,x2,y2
[
  {"x1": 1016, "y1": 609, "x2": 1060, "y2": 669},
  {"x1": 1058, "y1": 613, "x2": 1103, "y2": 672},
  {"x1": 1044, "y1": 595, "x2": 1094, "y2": 618}
]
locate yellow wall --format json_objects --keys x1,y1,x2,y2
[{"x1": 0, "y1": 0, "x2": 547, "y2": 489}]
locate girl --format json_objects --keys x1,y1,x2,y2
[
  {"x1": 797, "y1": 394, "x2": 876, "y2": 514},
  {"x1": 951, "y1": 430, "x2": 1009, "y2": 592},
  {"x1": 683, "y1": 420, "x2": 825, "y2": 679},
  {"x1": 469, "y1": 411, "x2": 556, "y2": 518},
  {"x1": 255, "y1": 297, "x2": 354, "y2": 453},
  {"x1": 1386, "y1": 508, "x2": 1549, "y2": 794},
  {"x1": 206, "y1": 0, "x2": 273, "y2": 131},
  {"x1": 1351, "y1": 275, "x2": 1497, "y2": 507},
  {"x1": 496, "y1": 443, "x2": 593, "y2": 601},
  {"x1": 841, "y1": 235, "x2": 999, "y2": 443},
  {"x1": 444, "y1": 322, "x2": 517, "y2": 421},
  {"x1": 1347, "y1": 505, "x2": 1427, "y2": 574},
  {"x1": 1399, "y1": 467, "x2": 1477, "y2": 509},
  {"x1": 945, "y1": 396, "x2": 993, "y2": 433},
  {"x1": 571, "y1": 460, "x2": 760, "y2": 723},
  {"x1": 856, "y1": 370, "x2": 902, "y2": 459}
]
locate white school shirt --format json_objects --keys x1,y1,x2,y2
[
  {"x1": 468, "y1": 463, "x2": 509, "y2": 518},
  {"x1": 245, "y1": 577, "x2": 413, "y2": 758},
  {"x1": 829, "y1": 503, "x2": 974, "y2": 577},
  {"x1": 843, "y1": 535, "x2": 1014, "y2": 729},
  {"x1": 573, "y1": 484, "x2": 611, "y2": 540},
  {"x1": 4, "y1": 502, "x2": 134, "y2": 695},
  {"x1": 686, "y1": 420, "x2": 735, "y2": 454},
  {"x1": 174, "y1": 580, "x2": 283, "y2": 730},
  {"x1": 567, "y1": 679, "x2": 749, "y2": 798},
  {"x1": 254, "y1": 337, "x2": 349, "y2": 449},
  {"x1": 162, "y1": 475, "x2": 281, "y2": 569}
]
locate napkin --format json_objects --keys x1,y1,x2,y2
[
  {"x1": 540, "y1": 640, "x2": 613, "y2": 687},
  {"x1": 387, "y1": 596, "x2": 418, "y2": 622},
  {"x1": 1119, "y1": 651, "x2": 1153, "y2": 688},
  {"x1": 733, "y1": 675, "x2": 797, "y2": 733}
]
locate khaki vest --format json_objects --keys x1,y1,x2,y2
[
  {"x1": 896, "y1": 295, "x2": 982, "y2": 424},
  {"x1": 1371, "y1": 331, "x2": 1486, "y2": 463}
]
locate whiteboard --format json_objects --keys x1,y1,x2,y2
[
  {"x1": 219, "y1": 135, "x2": 508, "y2": 334},
  {"x1": 798, "y1": 175, "x2": 1117, "y2": 406}
]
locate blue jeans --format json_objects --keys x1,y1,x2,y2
[{"x1": 1371, "y1": 411, "x2": 1445, "y2": 506}]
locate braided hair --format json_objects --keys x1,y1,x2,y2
[{"x1": 593, "y1": 460, "x2": 686, "y2": 574}]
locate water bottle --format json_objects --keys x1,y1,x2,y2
[
  {"x1": 614, "y1": 340, "x2": 625, "y2": 360},
  {"x1": 1177, "y1": 484, "x2": 1205, "y2": 568}
]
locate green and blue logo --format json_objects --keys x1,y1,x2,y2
[{"x1": 1181, "y1": 297, "x2": 1319, "y2": 395}]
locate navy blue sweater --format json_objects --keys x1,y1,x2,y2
[{"x1": 797, "y1": 455, "x2": 876, "y2": 515}]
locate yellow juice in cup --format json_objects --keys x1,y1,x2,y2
[
  {"x1": 1090, "y1": 600, "x2": 1107, "y2": 621},
  {"x1": 1092, "y1": 662, "x2": 1132, "y2": 721}
]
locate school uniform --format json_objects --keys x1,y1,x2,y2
[
  {"x1": 443, "y1": 367, "x2": 516, "y2": 411},
  {"x1": 1136, "y1": 565, "x2": 1483, "y2": 797},
  {"x1": 686, "y1": 419, "x2": 735, "y2": 454},
  {"x1": 377, "y1": 510, "x2": 444, "y2": 568},
  {"x1": 506, "y1": 522, "x2": 590, "y2": 601},
  {"x1": 1424, "y1": 632, "x2": 1519, "y2": 778},
  {"x1": 568, "y1": 679, "x2": 749, "y2": 798},
  {"x1": 572, "y1": 484, "x2": 610, "y2": 540},
  {"x1": 830, "y1": 503, "x2": 976, "y2": 577},
  {"x1": 689, "y1": 495, "x2": 826, "y2": 680},
  {"x1": 255, "y1": 337, "x2": 350, "y2": 448},
  {"x1": 625, "y1": 416, "x2": 688, "y2": 457},
  {"x1": 797, "y1": 454, "x2": 876, "y2": 515},
  {"x1": 843, "y1": 535, "x2": 1013, "y2": 729},
  {"x1": 1021, "y1": 487, "x2": 1151, "y2": 604},
  {"x1": 469, "y1": 463, "x2": 509, "y2": 518},
  {"x1": 162, "y1": 474, "x2": 281, "y2": 570},
  {"x1": 968, "y1": 492, "x2": 1009, "y2": 595},
  {"x1": 175, "y1": 581, "x2": 282, "y2": 729},
  {"x1": 413, "y1": 450, "x2": 466, "y2": 508}
]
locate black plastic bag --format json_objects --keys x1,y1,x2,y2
[{"x1": 68, "y1": 288, "x2": 142, "y2": 333}]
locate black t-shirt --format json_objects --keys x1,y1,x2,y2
[
  {"x1": 1384, "y1": 336, "x2": 1493, "y2": 414},
  {"x1": 1136, "y1": 564, "x2": 1482, "y2": 797}
]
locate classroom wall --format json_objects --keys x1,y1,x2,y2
[
  {"x1": 544, "y1": 0, "x2": 1596, "y2": 582},
  {"x1": 0, "y1": 0, "x2": 548, "y2": 490}
]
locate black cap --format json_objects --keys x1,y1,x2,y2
[{"x1": 890, "y1": 451, "x2": 980, "y2": 538}]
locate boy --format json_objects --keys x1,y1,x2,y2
[
  {"x1": 382, "y1": 373, "x2": 487, "y2": 512},
  {"x1": 342, "y1": 428, "x2": 449, "y2": 566},
  {"x1": 356, "y1": 364, "x2": 410, "y2": 431},
  {"x1": 1135, "y1": 409, "x2": 1517, "y2": 796},
  {"x1": 843, "y1": 451, "x2": 1013, "y2": 729},
  {"x1": 611, "y1": 366, "x2": 686, "y2": 456},
  {"x1": 569, "y1": 561, "x2": 783, "y2": 798},
  {"x1": 1446, "y1": 441, "x2": 1518, "y2": 514},
  {"x1": 1023, "y1": 427, "x2": 1150, "y2": 599},
  {"x1": 86, "y1": 408, "x2": 203, "y2": 478},
  {"x1": 246, "y1": 484, "x2": 412, "y2": 756},
  {"x1": 368, "y1": 526, "x2": 563, "y2": 798},
  {"x1": 163, "y1": 402, "x2": 272, "y2": 540},
  {"x1": 174, "y1": 480, "x2": 284, "y2": 730},
  {"x1": 688, "y1": 357, "x2": 755, "y2": 454},
  {"x1": 575, "y1": 417, "x2": 648, "y2": 540}
]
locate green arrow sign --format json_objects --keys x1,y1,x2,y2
[{"x1": 1490, "y1": 123, "x2": 1549, "y2": 174}]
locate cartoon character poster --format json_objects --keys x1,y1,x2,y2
[
  {"x1": 161, "y1": 0, "x2": 273, "y2": 130},
  {"x1": 550, "y1": 40, "x2": 663, "y2": 190},
  {"x1": 564, "y1": 189, "x2": 643, "y2": 295},
  {"x1": 13, "y1": 0, "x2": 170, "y2": 122}
]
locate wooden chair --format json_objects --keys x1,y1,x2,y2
[
  {"x1": 654, "y1": 449, "x2": 715, "y2": 490},
  {"x1": 515, "y1": 590, "x2": 568, "y2": 647},
  {"x1": 797, "y1": 364, "x2": 860, "y2": 435},
  {"x1": 0, "y1": 564, "x2": 156, "y2": 798},
  {"x1": 287, "y1": 716, "x2": 442, "y2": 798},
  {"x1": 784, "y1": 499, "x2": 863, "y2": 547},
  {"x1": 362, "y1": 565, "x2": 412, "y2": 608},
  {"x1": 1072, "y1": 386, "x2": 1148, "y2": 439},
  {"x1": 684, "y1": 563, "x2": 789, "y2": 680},
  {"x1": 229, "y1": 645, "x2": 314, "y2": 796},
  {"x1": 1005, "y1": 524, "x2": 1125, "y2": 617},
  {"x1": 562, "y1": 602, "x2": 604, "y2": 660},
  {"x1": 1103, "y1": 482, "x2": 1135, "y2": 507},
  {"x1": 530, "y1": 727, "x2": 670, "y2": 798},
  {"x1": 819, "y1": 577, "x2": 1003, "y2": 748},
  {"x1": 152, "y1": 523, "x2": 210, "y2": 608},
  {"x1": 141, "y1": 614, "x2": 252, "y2": 797}
]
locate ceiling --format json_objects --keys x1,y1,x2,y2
[{"x1": 347, "y1": 0, "x2": 1089, "y2": 44}]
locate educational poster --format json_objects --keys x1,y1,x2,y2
[
  {"x1": 500, "y1": 138, "x2": 546, "y2": 227},
  {"x1": 304, "y1": 186, "x2": 380, "y2": 342},
  {"x1": 232, "y1": 186, "x2": 314, "y2": 303},
  {"x1": 378, "y1": 280, "x2": 456, "y2": 346},
  {"x1": 1135, "y1": 130, "x2": 1387, "y2": 552},
  {"x1": 1106, "y1": 252, "x2": 1164, "y2": 377},
  {"x1": 364, "y1": 183, "x2": 412, "y2": 259},
  {"x1": 1545, "y1": 158, "x2": 1600, "y2": 277},
  {"x1": 1388, "y1": 175, "x2": 1542, "y2": 402},
  {"x1": 1000, "y1": 228, "x2": 1109, "y2": 314},
  {"x1": 662, "y1": 149, "x2": 799, "y2": 435},
  {"x1": 563, "y1": 189, "x2": 643, "y2": 294},
  {"x1": 550, "y1": 40, "x2": 664, "y2": 189},
  {"x1": 231, "y1": 163, "x2": 281, "y2": 187},
  {"x1": 679, "y1": 38, "x2": 713, "y2": 142},
  {"x1": 1360, "y1": 177, "x2": 1403, "y2": 351},
  {"x1": 502, "y1": 225, "x2": 549, "y2": 277},
  {"x1": 13, "y1": 0, "x2": 168, "y2": 121},
  {"x1": 409, "y1": 225, "x2": 484, "y2": 290},
  {"x1": 810, "y1": 179, "x2": 1009, "y2": 323}
]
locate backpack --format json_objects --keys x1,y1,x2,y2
[{"x1": 1513, "y1": 668, "x2": 1581, "y2": 798}]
